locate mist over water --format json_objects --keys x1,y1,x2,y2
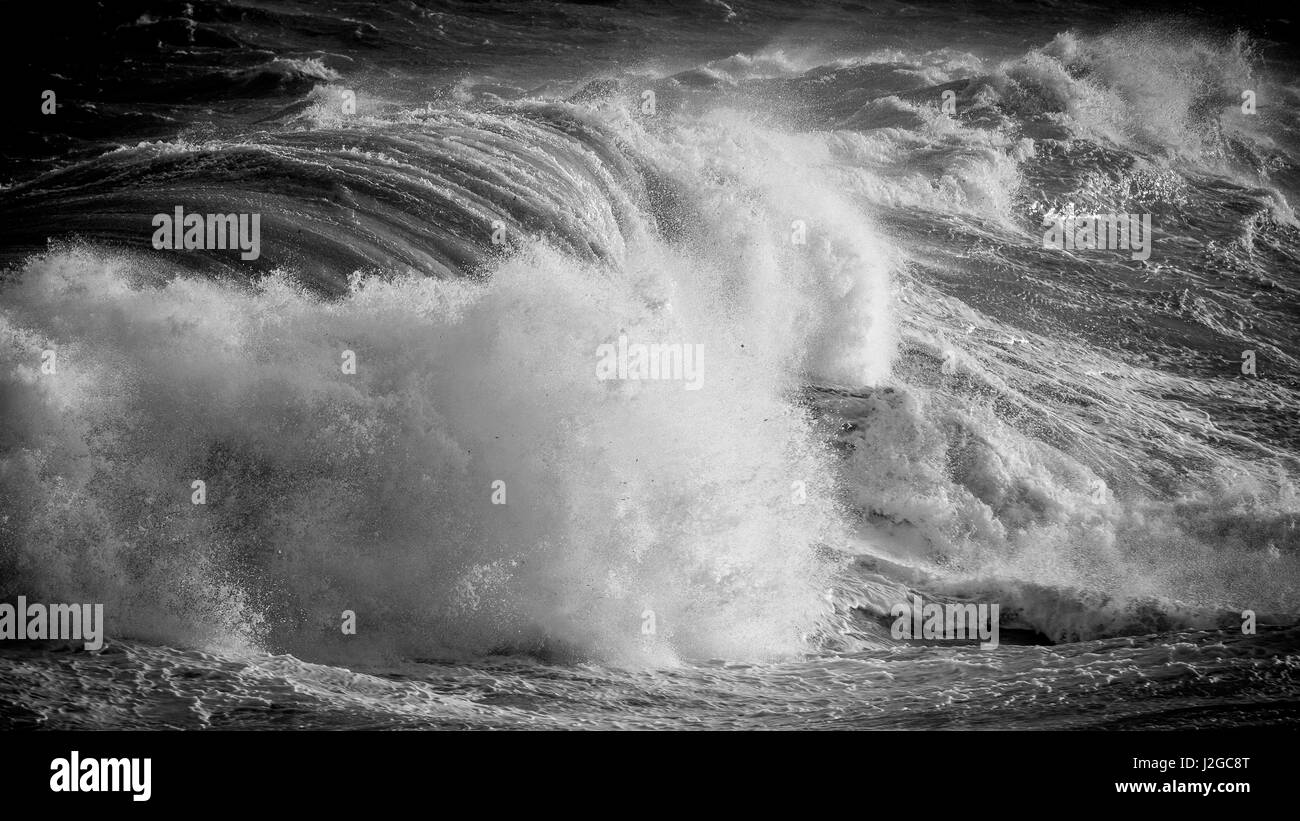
[{"x1": 2, "y1": 0, "x2": 1298, "y2": 729}]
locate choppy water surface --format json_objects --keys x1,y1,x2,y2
[{"x1": 1, "y1": 0, "x2": 1298, "y2": 729}]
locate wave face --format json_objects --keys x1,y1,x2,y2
[
  {"x1": 2, "y1": 0, "x2": 1299, "y2": 727},
  {"x1": 1, "y1": 83, "x2": 894, "y2": 666}
]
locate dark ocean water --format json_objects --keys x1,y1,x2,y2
[{"x1": 1, "y1": 0, "x2": 1298, "y2": 729}]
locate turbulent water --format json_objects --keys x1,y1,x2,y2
[{"x1": 2, "y1": 0, "x2": 1299, "y2": 729}]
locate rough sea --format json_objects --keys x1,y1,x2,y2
[{"x1": 1, "y1": 0, "x2": 1298, "y2": 729}]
